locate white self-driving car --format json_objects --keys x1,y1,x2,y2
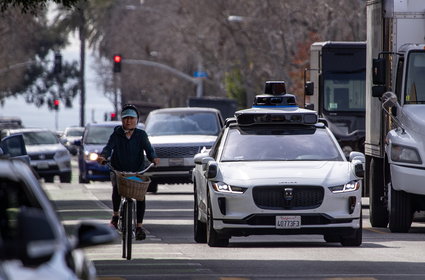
[{"x1": 192, "y1": 83, "x2": 365, "y2": 247}]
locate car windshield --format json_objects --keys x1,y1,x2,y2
[
  {"x1": 145, "y1": 111, "x2": 220, "y2": 136},
  {"x1": 66, "y1": 128, "x2": 84, "y2": 137},
  {"x1": 22, "y1": 131, "x2": 59, "y2": 145},
  {"x1": 221, "y1": 126, "x2": 343, "y2": 162},
  {"x1": 85, "y1": 126, "x2": 116, "y2": 144}
]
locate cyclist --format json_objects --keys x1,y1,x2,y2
[{"x1": 97, "y1": 104, "x2": 160, "y2": 240}]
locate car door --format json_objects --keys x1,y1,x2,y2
[{"x1": 0, "y1": 134, "x2": 30, "y2": 165}]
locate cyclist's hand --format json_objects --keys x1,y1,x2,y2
[
  {"x1": 153, "y1": 158, "x2": 160, "y2": 166},
  {"x1": 97, "y1": 156, "x2": 107, "y2": 165}
]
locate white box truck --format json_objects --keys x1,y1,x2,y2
[{"x1": 366, "y1": 0, "x2": 425, "y2": 232}]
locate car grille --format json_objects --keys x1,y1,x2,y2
[
  {"x1": 154, "y1": 146, "x2": 207, "y2": 158},
  {"x1": 252, "y1": 185, "x2": 324, "y2": 210},
  {"x1": 29, "y1": 153, "x2": 55, "y2": 160}
]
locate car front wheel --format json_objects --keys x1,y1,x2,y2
[
  {"x1": 206, "y1": 192, "x2": 229, "y2": 247},
  {"x1": 60, "y1": 172, "x2": 72, "y2": 183},
  {"x1": 194, "y1": 188, "x2": 207, "y2": 243}
]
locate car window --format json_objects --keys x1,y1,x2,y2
[
  {"x1": 0, "y1": 178, "x2": 44, "y2": 241},
  {"x1": 220, "y1": 126, "x2": 343, "y2": 162},
  {"x1": 22, "y1": 131, "x2": 59, "y2": 145},
  {"x1": 66, "y1": 128, "x2": 84, "y2": 137},
  {"x1": 145, "y1": 112, "x2": 220, "y2": 136},
  {"x1": 85, "y1": 126, "x2": 116, "y2": 144}
]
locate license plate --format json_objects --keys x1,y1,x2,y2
[
  {"x1": 169, "y1": 158, "x2": 184, "y2": 166},
  {"x1": 276, "y1": 216, "x2": 301, "y2": 229},
  {"x1": 37, "y1": 162, "x2": 49, "y2": 169}
]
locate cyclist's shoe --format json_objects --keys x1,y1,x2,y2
[
  {"x1": 136, "y1": 227, "x2": 146, "y2": 240},
  {"x1": 110, "y1": 216, "x2": 119, "y2": 229}
]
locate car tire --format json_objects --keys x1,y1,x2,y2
[
  {"x1": 44, "y1": 176, "x2": 54, "y2": 183},
  {"x1": 341, "y1": 211, "x2": 362, "y2": 247},
  {"x1": 60, "y1": 172, "x2": 72, "y2": 183},
  {"x1": 206, "y1": 192, "x2": 229, "y2": 247},
  {"x1": 194, "y1": 187, "x2": 207, "y2": 243},
  {"x1": 389, "y1": 185, "x2": 413, "y2": 233},
  {"x1": 148, "y1": 182, "x2": 158, "y2": 193},
  {"x1": 79, "y1": 173, "x2": 89, "y2": 184},
  {"x1": 323, "y1": 234, "x2": 340, "y2": 243},
  {"x1": 369, "y1": 157, "x2": 389, "y2": 227}
]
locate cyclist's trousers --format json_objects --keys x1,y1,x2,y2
[{"x1": 110, "y1": 172, "x2": 146, "y2": 224}]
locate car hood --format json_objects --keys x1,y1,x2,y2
[
  {"x1": 83, "y1": 144, "x2": 105, "y2": 153},
  {"x1": 149, "y1": 135, "x2": 217, "y2": 145},
  {"x1": 25, "y1": 144, "x2": 67, "y2": 154},
  {"x1": 219, "y1": 161, "x2": 353, "y2": 187}
]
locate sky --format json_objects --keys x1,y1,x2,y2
[{"x1": 0, "y1": 34, "x2": 114, "y2": 132}]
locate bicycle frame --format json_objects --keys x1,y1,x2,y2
[{"x1": 106, "y1": 162, "x2": 154, "y2": 260}]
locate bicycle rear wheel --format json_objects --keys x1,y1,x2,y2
[{"x1": 125, "y1": 199, "x2": 133, "y2": 260}]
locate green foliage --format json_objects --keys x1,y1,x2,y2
[
  {"x1": 0, "y1": 0, "x2": 81, "y2": 14},
  {"x1": 225, "y1": 69, "x2": 246, "y2": 109}
]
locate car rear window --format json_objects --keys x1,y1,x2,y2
[
  {"x1": 145, "y1": 112, "x2": 220, "y2": 136},
  {"x1": 22, "y1": 131, "x2": 59, "y2": 145},
  {"x1": 221, "y1": 126, "x2": 343, "y2": 162}
]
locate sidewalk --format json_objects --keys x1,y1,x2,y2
[{"x1": 43, "y1": 181, "x2": 111, "y2": 234}]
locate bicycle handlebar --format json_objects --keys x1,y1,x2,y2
[{"x1": 105, "y1": 162, "x2": 154, "y2": 175}]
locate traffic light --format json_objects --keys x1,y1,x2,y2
[
  {"x1": 53, "y1": 99, "x2": 60, "y2": 110},
  {"x1": 54, "y1": 52, "x2": 62, "y2": 74},
  {"x1": 113, "y1": 54, "x2": 122, "y2": 73},
  {"x1": 110, "y1": 112, "x2": 117, "y2": 120}
]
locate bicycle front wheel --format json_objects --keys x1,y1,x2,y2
[{"x1": 125, "y1": 199, "x2": 133, "y2": 260}]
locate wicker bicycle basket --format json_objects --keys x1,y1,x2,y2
[{"x1": 116, "y1": 172, "x2": 151, "y2": 200}]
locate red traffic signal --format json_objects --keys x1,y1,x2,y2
[
  {"x1": 53, "y1": 99, "x2": 59, "y2": 110},
  {"x1": 110, "y1": 112, "x2": 117, "y2": 120},
  {"x1": 113, "y1": 54, "x2": 122, "y2": 73}
]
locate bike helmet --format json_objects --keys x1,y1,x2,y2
[{"x1": 121, "y1": 104, "x2": 139, "y2": 120}]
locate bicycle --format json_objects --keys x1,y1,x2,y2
[{"x1": 106, "y1": 162, "x2": 154, "y2": 260}]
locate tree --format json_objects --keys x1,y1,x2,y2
[{"x1": 0, "y1": 0, "x2": 80, "y2": 14}]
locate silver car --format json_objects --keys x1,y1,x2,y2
[
  {"x1": 144, "y1": 107, "x2": 223, "y2": 192},
  {"x1": 1, "y1": 128, "x2": 72, "y2": 183},
  {"x1": 0, "y1": 159, "x2": 117, "y2": 280}
]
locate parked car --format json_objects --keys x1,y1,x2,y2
[
  {"x1": 61, "y1": 126, "x2": 84, "y2": 155},
  {"x1": 144, "y1": 107, "x2": 224, "y2": 193},
  {"x1": 77, "y1": 121, "x2": 144, "y2": 183},
  {"x1": 192, "y1": 101, "x2": 364, "y2": 247},
  {"x1": 0, "y1": 133, "x2": 30, "y2": 165},
  {"x1": 0, "y1": 159, "x2": 117, "y2": 280},
  {"x1": 0, "y1": 128, "x2": 72, "y2": 183}
]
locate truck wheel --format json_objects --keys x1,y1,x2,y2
[
  {"x1": 369, "y1": 158, "x2": 389, "y2": 227},
  {"x1": 193, "y1": 187, "x2": 207, "y2": 243},
  {"x1": 389, "y1": 185, "x2": 413, "y2": 233},
  {"x1": 206, "y1": 192, "x2": 229, "y2": 247}
]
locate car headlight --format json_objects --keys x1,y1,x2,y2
[
  {"x1": 84, "y1": 152, "x2": 99, "y2": 161},
  {"x1": 211, "y1": 182, "x2": 247, "y2": 194},
  {"x1": 329, "y1": 180, "x2": 360, "y2": 193},
  {"x1": 391, "y1": 144, "x2": 422, "y2": 164}
]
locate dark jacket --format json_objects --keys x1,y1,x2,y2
[{"x1": 100, "y1": 126, "x2": 157, "y2": 172}]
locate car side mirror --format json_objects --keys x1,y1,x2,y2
[
  {"x1": 373, "y1": 57, "x2": 386, "y2": 85},
  {"x1": 349, "y1": 151, "x2": 365, "y2": 178},
  {"x1": 75, "y1": 221, "x2": 118, "y2": 249},
  {"x1": 0, "y1": 207, "x2": 56, "y2": 266},
  {"x1": 206, "y1": 161, "x2": 218, "y2": 179},
  {"x1": 382, "y1": 91, "x2": 398, "y2": 109}
]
